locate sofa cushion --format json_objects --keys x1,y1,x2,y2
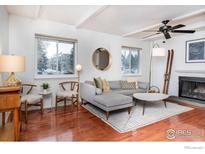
[
  {"x1": 109, "y1": 81, "x2": 121, "y2": 89},
  {"x1": 138, "y1": 81, "x2": 149, "y2": 90},
  {"x1": 93, "y1": 93, "x2": 132, "y2": 107},
  {"x1": 120, "y1": 80, "x2": 136, "y2": 89},
  {"x1": 85, "y1": 81, "x2": 94, "y2": 86},
  {"x1": 96, "y1": 88, "x2": 103, "y2": 95},
  {"x1": 111, "y1": 89, "x2": 146, "y2": 96}
]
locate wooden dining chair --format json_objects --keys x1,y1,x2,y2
[
  {"x1": 56, "y1": 81, "x2": 79, "y2": 111},
  {"x1": 20, "y1": 84, "x2": 43, "y2": 124}
]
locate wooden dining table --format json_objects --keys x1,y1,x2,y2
[{"x1": 0, "y1": 86, "x2": 21, "y2": 141}]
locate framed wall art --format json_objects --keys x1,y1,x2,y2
[{"x1": 186, "y1": 38, "x2": 205, "y2": 63}]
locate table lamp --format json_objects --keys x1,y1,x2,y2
[{"x1": 0, "y1": 55, "x2": 25, "y2": 86}]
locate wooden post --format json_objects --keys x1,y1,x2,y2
[
  {"x1": 2, "y1": 112, "x2": 5, "y2": 126},
  {"x1": 19, "y1": 107, "x2": 22, "y2": 131},
  {"x1": 25, "y1": 102, "x2": 28, "y2": 124},
  {"x1": 105, "y1": 111, "x2": 109, "y2": 120},
  {"x1": 143, "y1": 103, "x2": 146, "y2": 115},
  {"x1": 40, "y1": 99, "x2": 44, "y2": 114},
  {"x1": 71, "y1": 96, "x2": 74, "y2": 113},
  {"x1": 13, "y1": 108, "x2": 19, "y2": 141},
  {"x1": 55, "y1": 96, "x2": 58, "y2": 110},
  {"x1": 64, "y1": 98, "x2": 66, "y2": 107},
  {"x1": 128, "y1": 107, "x2": 132, "y2": 114},
  {"x1": 164, "y1": 101, "x2": 167, "y2": 108}
]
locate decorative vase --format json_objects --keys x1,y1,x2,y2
[{"x1": 43, "y1": 89, "x2": 47, "y2": 93}]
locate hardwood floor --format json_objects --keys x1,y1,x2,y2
[{"x1": 19, "y1": 102, "x2": 205, "y2": 141}]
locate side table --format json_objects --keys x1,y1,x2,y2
[{"x1": 38, "y1": 91, "x2": 53, "y2": 112}]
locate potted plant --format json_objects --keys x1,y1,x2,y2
[{"x1": 41, "y1": 83, "x2": 49, "y2": 93}]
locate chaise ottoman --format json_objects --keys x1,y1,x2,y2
[{"x1": 92, "y1": 93, "x2": 133, "y2": 120}]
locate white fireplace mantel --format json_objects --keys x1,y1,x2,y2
[{"x1": 175, "y1": 69, "x2": 205, "y2": 74}]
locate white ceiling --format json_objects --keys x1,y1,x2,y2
[
  {"x1": 40, "y1": 5, "x2": 102, "y2": 25},
  {"x1": 6, "y1": 5, "x2": 205, "y2": 40}
]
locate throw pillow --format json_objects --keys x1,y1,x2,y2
[
  {"x1": 121, "y1": 80, "x2": 136, "y2": 89},
  {"x1": 102, "y1": 79, "x2": 110, "y2": 92},
  {"x1": 127, "y1": 77, "x2": 138, "y2": 88},
  {"x1": 93, "y1": 77, "x2": 103, "y2": 90},
  {"x1": 93, "y1": 78, "x2": 97, "y2": 87}
]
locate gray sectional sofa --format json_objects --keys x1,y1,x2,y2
[{"x1": 80, "y1": 80, "x2": 149, "y2": 119}]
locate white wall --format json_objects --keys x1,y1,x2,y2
[
  {"x1": 152, "y1": 30, "x2": 205, "y2": 96},
  {"x1": 0, "y1": 6, "x2": 9, "y2": 79},
  {"x1": 0, "y1": 6, "x2": 9, "y2": 126},
  {"x1": 0, "y1": 6, "x2": 9, "y2": 54},
  {"x1": 9, "y1": 15, "x2": 150, "y2": 108}
]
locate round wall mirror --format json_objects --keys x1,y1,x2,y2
[{"x1": 92, "y1": 48, "x2": 111, "y2": 71}]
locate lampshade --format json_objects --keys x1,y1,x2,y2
[
  {"x1": 152, "y1": 48, "x2": 166, "y2": 57},
  {"x1": 0, "y1": 55, "x2": 25, "y2": 72},
  {"x1": 76, "y1": 64, "x2": 82, "y2": 72}
]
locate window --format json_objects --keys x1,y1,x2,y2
[
  {"x1": 121, "y1": 46, "x2": 141, "y2": 75},
  {"x1": 35, "y1": 34, "x2": 77, "y2": 78}
]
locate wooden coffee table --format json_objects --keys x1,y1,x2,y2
[{"x1": 133, "y1": 93, "x2": 169, "y2": 115}]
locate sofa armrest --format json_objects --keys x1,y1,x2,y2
[{"x1": 80, "y1": 82, "x2": 97, "y2": 103}]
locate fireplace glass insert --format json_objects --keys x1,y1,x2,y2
[{"x1": 179, "y1": 76, "x2": 205, "y2": 101}]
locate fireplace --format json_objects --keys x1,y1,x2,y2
[{"x1": 179, "y1": 76, "x2": 205, "y2": 101}]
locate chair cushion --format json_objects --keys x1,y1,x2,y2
[
  {"x1": 57, "y1": 91, "x2": 77, "y2": 98},
  {"x1": 21, "y1": 94, "x2": 42, "y2": 104}
]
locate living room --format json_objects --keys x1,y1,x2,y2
[{"x1": 0, "y1": 0, "x2": 205, "y2": 153}]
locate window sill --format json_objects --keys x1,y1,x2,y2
[
  {"x1": 34, "y1": 74, "x2": 78, "y2": 80},
  {"x1": 122, "y1": 74, "x2": 142, "y2": 77}
]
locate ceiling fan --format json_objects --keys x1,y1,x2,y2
[{"x1": 143, "y1": 20, "x2": 196, "y2": 39}]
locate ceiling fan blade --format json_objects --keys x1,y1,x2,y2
[
  {"x1": 171, "y1": 30, "x2": 195, "y2": 33},
  {"x1": 164, "y1": 32, "x2": 171, "y2": 39},
  {"x1": 142, "y1": 32, "x2": 161, "y2": 39},
  {"x1": 142, "y1": 30, "x2": 159, "y2": 32},
  {"x1": 171, "y1": 24, "x2": 185, "y2": 30}
]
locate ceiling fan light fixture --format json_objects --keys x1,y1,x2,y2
[{"x1": 164, "y1": 32, "x2": 171, "y2": 39}]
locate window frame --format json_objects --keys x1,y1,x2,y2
[
  {"x1": 121, "y1": 46, "x2": 142, "y2": 76},
  {"x1": 34, "y1": 34, "x2": 78, "y2": 79}
]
